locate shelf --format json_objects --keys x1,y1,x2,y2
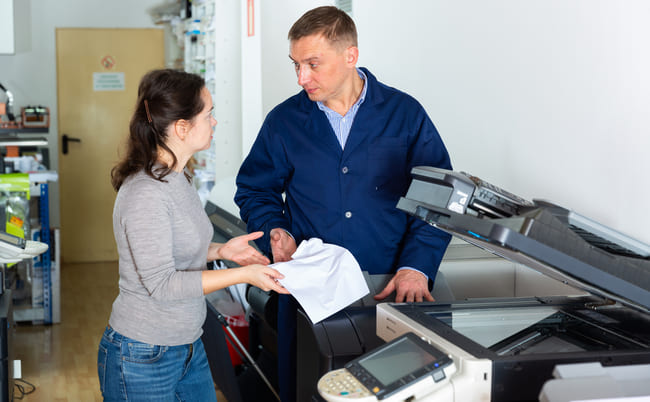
[
  {"x1": 0, "y1": 127, "x2": 48, "y2": 134},
  {"x1": 12, "y1": 304, "x2": 44, "y2": 322},
  {"x1": 0, "y1": 126, "x2": 49, "y2": 147},
  {"x1": 0, "y1": 137, "x2": 48, "y2": 146}
]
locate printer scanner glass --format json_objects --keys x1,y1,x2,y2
[
  {"x1": 357, "y1": 336, "x2": 437, "y2": 386},
  {"x1": 429, "y1": 306, "x2": 559, "y2": 349},
  {"x1": 425, "y1": 304, "x2": 646, "y2": 356}
]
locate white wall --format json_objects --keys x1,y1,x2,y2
[
  {"x1": 0, "y1": 0, "x2": 162, "y2": 227},
  {"x1": 344, "y1": 0, "x2": 649, "y2": 245},
  {"x1": 240, "y1": 0, "x2": 262, "y2": 159},
  {"x1": 260, "y1": 0, "x2": 331, "y2": 117},
  {"x1": 0, "y1": 0, "x2": 29, "y2": 54}
]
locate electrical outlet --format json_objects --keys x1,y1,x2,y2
[{"x1": 13, "y1": 360, "x2": 21, "y2": 379}]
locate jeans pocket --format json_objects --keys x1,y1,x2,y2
[
  {"x1": 97, "y1": 342, "x2": 108, "y2": 394},
  {"x1": 121, "y1": 342, "x2": 174, "y2": 400},
  {"x1": 123, "y1": 341, "x2": 166, "y2": 364}
]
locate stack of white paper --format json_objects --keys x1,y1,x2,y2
[{"x1": 272, "y1": 238, "x2": 369, "y2": 324}]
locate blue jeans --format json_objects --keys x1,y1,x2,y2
[{"x1": 97, "y1": 326, "x2": 217, "y2": 402}]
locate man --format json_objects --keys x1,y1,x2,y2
[{"x1": 235, "y1": 6, "x2": 452, "y2": 401}]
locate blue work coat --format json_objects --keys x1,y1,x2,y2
[{"x1": 235, "y1": 67, "x2": 452, "y2": 279}]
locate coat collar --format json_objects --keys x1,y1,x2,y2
[
  {"x1": 297, "y1": 67, "x2": 383, "y2": 112},
  {"x1": 299, "y1": 67, "x2": 384, "y2": 158}
]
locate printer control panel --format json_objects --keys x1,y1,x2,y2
[{"x1": 318, "y1": 332, "x2": 455, "y2": 402}]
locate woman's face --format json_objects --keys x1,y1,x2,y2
[{"x1": 186, "y1": 87, "x2": 217, "y2": 152}]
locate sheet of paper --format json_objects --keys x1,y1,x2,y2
[{"x1": 272, "y1": 238, "x2": 369, "y2": 324}]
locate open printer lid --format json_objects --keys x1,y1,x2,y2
[{"x1": 397, "y1": 166, "x2": 650, "y2": 313}]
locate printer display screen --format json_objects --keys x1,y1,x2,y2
[{"x1": 357, "y1": 336, "x2": 438, "y2": 386}]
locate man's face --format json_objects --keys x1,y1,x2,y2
[{"x1": 289, "y1": 34, "x2": 355, "y2": 104}]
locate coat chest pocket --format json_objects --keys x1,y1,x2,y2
[{"x1": 367, "y1": 137, "x2": 409, "y2": 196}]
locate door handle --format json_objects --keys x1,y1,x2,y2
[{"x1": 62, "y1": 134, "x2": 81, "y2": 155}]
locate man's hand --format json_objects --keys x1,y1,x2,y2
[
  {"x1": 270, "y1": 228, "x2": 297, "y2": 263},
  {"x1": 374, "y1": 269, "x2": 434, "y2": 303}
]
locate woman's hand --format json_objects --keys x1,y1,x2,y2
[
  {"x1": 210, "y1": 231, "x2": 270, "y2": 266},
  {"x1": 244, "y1": 264, "x2": 290, "y2": 294},
  {"x1": 201, "y1": 262, "x2": 290, "y2": 295}
]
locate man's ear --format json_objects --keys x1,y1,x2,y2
[
  {"x1": 346, "y1": 46, "x2": 359, "y2": 67},
  {"x1": 173, "y1": 119, "x2": 189, "y2": 141}
]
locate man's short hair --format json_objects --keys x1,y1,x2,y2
[{"x1": 288, "y1": 6, "x2": 358, "y2": 49}]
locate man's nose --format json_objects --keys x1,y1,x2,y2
[{"x1": 297, "y1": 66, "x2": 310, "y2": 86}]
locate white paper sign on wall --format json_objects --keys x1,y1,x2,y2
[{"x1": 93, "y1": 72, "x2": 125, "y2": 91}]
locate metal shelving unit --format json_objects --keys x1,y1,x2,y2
[
  {"x1": 38, "y1": 183, "x2": 51, "y2": 323},
  {"x1": 9, "y1": 177, "x2": 59, "y2": 324}
]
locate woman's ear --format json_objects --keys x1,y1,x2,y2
[{"x1": 173, "y1": 119, "x2": 189, "y2": 141}]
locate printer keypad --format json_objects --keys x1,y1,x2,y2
[{"x1": 318, "y1": 369, "x2": 373, "y2": 399}]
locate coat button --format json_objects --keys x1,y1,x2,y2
[
  {"x1": 342, "y1": 166, "x2": 349, "y2": 174},
  {"x1": 345, "y1": 211, "x2": 352, "y2": 218}
]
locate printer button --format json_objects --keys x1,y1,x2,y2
[{"x1": 432, "y1": 369, "x2": 446, "y2": 382}]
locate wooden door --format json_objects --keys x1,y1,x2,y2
[{"x1": 56, "y1": 28, "x2": 164, "y2": 262}]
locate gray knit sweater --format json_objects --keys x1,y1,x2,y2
[{"x1": 108, "y1": 169, "x2": 213, "y2": 346}]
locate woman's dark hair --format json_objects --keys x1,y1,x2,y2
[
  {"x1": 288, "y1": 6, "x2": 357, "y2": 49},
  {"x1": 111, "y1": 69, "x2": 205, "y2": 191}
]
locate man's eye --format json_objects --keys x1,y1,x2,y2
[{"x1": 310, "y1": 63, "x2": 317, "y2": 68}]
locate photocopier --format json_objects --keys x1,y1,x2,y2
[{"x1": 317, "y1": 167, "x2": 650, "y2": 402}]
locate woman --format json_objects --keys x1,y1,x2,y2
[{"x1": 97, "y1": 69, "x2": 288, "y2": 401}]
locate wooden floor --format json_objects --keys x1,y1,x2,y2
[{"x1": 12, "y1": 261, "x2": 227, "y2": 401}]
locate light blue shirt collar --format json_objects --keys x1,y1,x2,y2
[{"x1": 317, "y1": 68, "x2": 368, "y2": 149}]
